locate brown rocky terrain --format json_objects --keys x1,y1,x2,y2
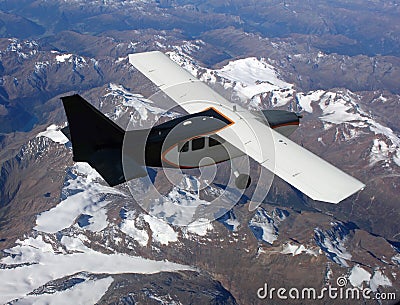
[
  {"x1": 0, "y1": 1, "x2": 399, "y2": 304},
  {"x1": 1, "y1": 79, "x2": 399, "y2": 304}
]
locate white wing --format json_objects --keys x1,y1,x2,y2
[{"x1": 129, "y1": 51, "x2": 365, "y2": 203}]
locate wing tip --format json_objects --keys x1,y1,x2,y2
[
  {"x1": 311, "y1": 182, "x2": 365, "y2": 204},
  {"x1": 128, "y1": 50, "x2": 166, "y2": 61}
]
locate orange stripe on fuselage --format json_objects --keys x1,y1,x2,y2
[
  {"x1": 271, "y1": 121, "x2": 299, "y2": 129},
  {"x1": 161, "y1": 106, "x2": 234, "y2": 168}
]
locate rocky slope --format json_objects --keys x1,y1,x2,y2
[
  {"x1": 1, "y1": 59, "x2": 399, "y2": 303},
  {"x1": 0, "y1": 1, "x2": 399, "y2": 304},
  {"x1": 0, "y1": 0, "x2": 399, "y2": 93}
]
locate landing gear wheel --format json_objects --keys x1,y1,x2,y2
[{"x1": 235, "y1": 174, "x2": 251, "y2": 189}]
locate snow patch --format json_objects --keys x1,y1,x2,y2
[
  {"x1": 12, "y1": 277, "x2": 114, "y2": 305},
  {"x1": 296, "y1": 90, "x2": 325, "y2": 113},
  {"x1": 172, "y1": 40, "x2": 203, "y2": 55},
  {"x1": 249, "y1": 208, "x2": 289, "y2": 245},
  {"x1": 185, "y1": 218, "x2": 213, "y2": 236},
  {"x1": 217, "y1": 210, "x2": 240, "y2": 232},
  {"x1": 72, "y1": 162, "x2": 103, "y2": 183},
  {"x1": 346, "y1": 266, "x2": 392, "y2": 292},
  {"x1": 168, "y1": 51, "x2": 293, "y2": 108},
  {"x1": 35, "y1": 163, "x2": 125, "y2": 233},
  {"x1": 34, "y1": 61, "x2": 49, "y2": 73},
  {"x1": 348, "y1": 265, "x2": 371, "y2": 288},
  {"x1": 143, "y1": 214, "x2": 178, "y2": 245},
  {"x1": 280, "y1": 243, "x2": 318, "y2": 256},
  {"x1": 0, "y1": 235, "x2": 194, "y2": 304},
  {"x1": 314, "y1": 222, "x2": 352, "y2": 267},
  {"x1": 370, "y1": 270, "x2": 392, "y2": 292},
  {"x1": 216, "y1": 57, "x2": 292, "y2": 100},
  {"x1": 314, "y1": 90, "x2": 400, "y2": 165},
  {"x1": 116, "y1": 56, "x2": 127, "y2": 63},
  {"x1": 61, "y1": 235, "x2": 90, "y2": 252},
  {"x1": 249, "y1": 208, "x2": 278, "y2": 244},
  {"x1": 392, "y1": 254, "x2": 400, "y2": 265},
  {"x1": 105, "y1": 83, "x2": 176, "y2": 123},
  {"x1": 370, "y1": 138, "x2": 392, "y2": 166},
  {"x1": 120, "y1": 211, "x2": 149, "y2": 247},
  {"x1": 6, "y1": 38, "x2": 38, "y2": 59},
  {"x1": 56, "y1": 54, "x2": 73, "y2": 63},
  {"x1": 36, "y1": 124, "x2": 69, "y2": 144},
  {"x1": 131, "y1": 174, "x2": 215, "y2": 230},
  {"x1": 319, "y1": 92, "x2": 361, "y2": 125},
  {"x1": 377, "y1": 94, "x2": 388, "y2": 103},
  {"x1": 225, "y1": 218, "x2": 240, "y2": 232}
]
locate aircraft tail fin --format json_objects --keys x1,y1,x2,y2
[{"x1": 61, "y1": 94, "x2": 127, "y2": 186}]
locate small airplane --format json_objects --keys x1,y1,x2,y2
[{"x1": 61, "y1": 51, "x2": 365, "y2": 204}]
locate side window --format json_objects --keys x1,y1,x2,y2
[
  {"x1": 180, "y1": 141, "x2": 189, "y2": 152},
  {"x1": 192, "y1": 137, "x2": 205, "y2": 151},
  {"x1": 209, "y1": 137, "x2": 222, "y2": 147}
]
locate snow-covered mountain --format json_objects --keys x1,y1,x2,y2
[
  {"x1": 0, "y1": 1, "x2": 399, "y2": 303},
  {"x1": 1, "y1": 52, "x2": 398, "y2": 303},
  {"x1": 168, "y1": 50, "x2": 400, "y2": 168}
]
